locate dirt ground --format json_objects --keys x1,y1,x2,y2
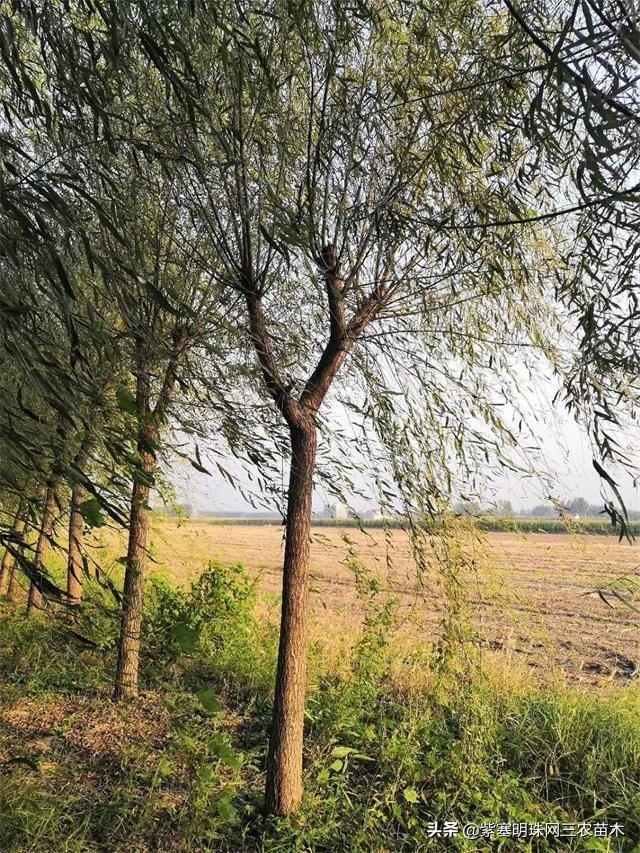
[{"x1": 94, "y1": 519, "x2": 640, "y2": 690}]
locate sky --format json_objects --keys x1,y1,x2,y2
[{"x1": 166, "y1": 378, "x2": 640, "y2": 516}]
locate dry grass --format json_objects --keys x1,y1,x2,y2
[{"x1": 90, "y1": 517, "x2": 640, "y2": 690}]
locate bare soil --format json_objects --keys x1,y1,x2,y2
[{"x1": 94, "y1": 520, "x2": 640, "y2": 689}]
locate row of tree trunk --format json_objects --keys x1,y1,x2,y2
[
  {"x1": 1, "y1": 352, "x2": 177, "y2": 712},
  {"x1": 1, "y1": 473, "x2": 90, "y2": 613},
  {"x1": 1, "y1": 321, "x2": 319, "y2": 817},
  {"x1": 1, "y1": 416, "x2": 320, "y2": 818}
]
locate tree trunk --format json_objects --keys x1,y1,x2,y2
[
  {"x1": 114, "y1": 351, "x2": 156, "y2": 700},
  {"x1": 113, "y1": 332, "x2": 185, "y2": 700},
  {"x1": 265, "y1": 419, "x2": 317, "y2": 815},
  {"x1": 113, "y1": 448, "x2": 154, "y2": 699},
  {"x1": 66, "y1": 480, "x2": 86, "y2": 605},
  {"x1": 26, "y1": 483, "x2": 58, "y2": 615},
  {"x1": 7, "y1": 507, "x2": 30, "y2": 603},
  {"x1": 0, "y1": 500, "x2": 25, "y2": 597},
  {"x1": 66, "y1": 430, "x2": 98, "y2": 606},
  {"x1": 7, "y1": 557, "x2": 22, "y2": 601},
  {"x1": 9, "y1": 507, "x2": 36, "y2": 602}
]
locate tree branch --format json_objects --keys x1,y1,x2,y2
[
  {"x1": 503, "y1": 0, "x2": 640, "y2": 125},
  {"x1": 301, "y1": 288, "x2": 381, "y2": 412},
  {"x1": 245, "y1": 284, "x2": 300, "y2": 426}
]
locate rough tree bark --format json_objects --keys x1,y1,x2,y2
[
  {"x1": 246, "y1": 244, "x2": 381, "y2": 815},
  {"x1": 113, "y1": 431, "x2": 156, "y2": 698},
  {"x1": 114, "y1": 350, "x2": 155, "y2": 700},
  {"x1": 114, "y1": 331, "x2": 185, "y2": 700},
  {"x1": 26, "y1": 483, "x2": 58, "y2": 615},
  {"x1": 0, "y1": 500, "x2": 25, "y2": 596},
  {"x1": 265, "y1": 419, "x2": 317, "y2": 815}
]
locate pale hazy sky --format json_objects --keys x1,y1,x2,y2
[{"x1": 167, "y1": 380, "x2": 640, "y2": 515}]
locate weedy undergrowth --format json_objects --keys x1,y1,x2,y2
[{"x1": 0, "y1": 556, "x2": 638, "y2": 851}]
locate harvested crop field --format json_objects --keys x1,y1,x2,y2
[{"x1": 95, "y1": 519, "x2": 640, "y2": 690}]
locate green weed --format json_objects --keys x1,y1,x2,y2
[{"x1": 0, "y1": 559, "x2": 638, "y2": 851}]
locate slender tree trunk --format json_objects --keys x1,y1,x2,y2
[
  {"x1": 7, "y1": 557, "x2": 22, "y2": 601},
  {"x1": 265, "y1": 419, "x2": 317, "y2": 816},
  {"x1": 113, "y1": 331, "x2": 186, "y2": 700},
  {"x1": 113, "y1": 448, "x2": 154, "y2": 699},
  {"x1": 66, "y1": 391, "x2": 109, "y2": 604},
  {"x1": 26, "y1": 483, "x2": 58, "y2": 615},
  {"x1": 9, "y1": 509, "x2": 36, "y2": 602},
  {"x1": 0, "y1": 500, "x2": 25, "y2": 596},
  {"x1": 66, "y1": 480, "x2": 86, "y2": 605},
  {"x1": 114, "y1": 350, "x2": 157, "y2": 700}
]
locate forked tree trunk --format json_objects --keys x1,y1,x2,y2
[
  {"x1": 265, "y1": 419, "x2": 317, "y2": 815},
  {"x1": 0, "y1": 500, "x2": 25, "y2": 596},
  {"x1": 66, "y1": 480, "x2": 86, "y2": 605},
  {"x1": 26, "y1": 483, "x2": 58, "y2": 615},
  {"x1": 246, "y1": 246, "x2": 374, "y2": 816}
]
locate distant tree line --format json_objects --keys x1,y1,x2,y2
[{"x1": 455, "y1": 497, "x2": 640, "y2": 519}]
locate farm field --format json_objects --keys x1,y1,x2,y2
[{"x1": 95, "y1": 519, "x2": 640, "y2": 690}]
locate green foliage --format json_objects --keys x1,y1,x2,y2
[
  {"x1": 0, "y1": 586, "x2": 639, "y2": 851},
  {"x1": 141, "y1": 561, "x2": 269, "y2": 686},
  {"x1": 116, "y1": 389, "x2": 138, "y2": 416},
  {"x1": 276, "y1": 655, "x2": 640, "y2": 850},
  {"x1": 189, "y1": 561, "x2": 256, "y2": 627},
  {"x1": 78, "y1": 498, "x2": 107, "y2": 529},
  {"x1": 475, "y1": 517, "x2": 640, "y2": 536},
  {"x1": 0, "y1": 607, "x2": 110, "y2": 697}
]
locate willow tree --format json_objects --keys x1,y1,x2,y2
[
  {"x1": 106, "y1": 174, "x2": 229, "y2": 699},
  {"x1": 0, "y1": 287, "x2": 119, "y2": 611},
  {"x1": 2, "y1": 0, "x2": 567, "y2": 813},
  {"x1": 0, "y1": 252, "x2": 79, "y2": 612},
  {"x1": 0, "y1": 128, "x2": 84, "y2": 574},
  {"x1": 0, "y1": 21, "x2": 134, "y2": 608},
  {"x1": 0, "y1": 124, "x2": 128, "y2": 609},
  {"x1": 114, "y1": 0, "x2": 564, "y2": 813},
  {"x1": 2, "y1": 3, "x2": 278, "y2": 700},
  {"x1": 50, "y1": 149, "x2": 234, "y2": 696}
]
